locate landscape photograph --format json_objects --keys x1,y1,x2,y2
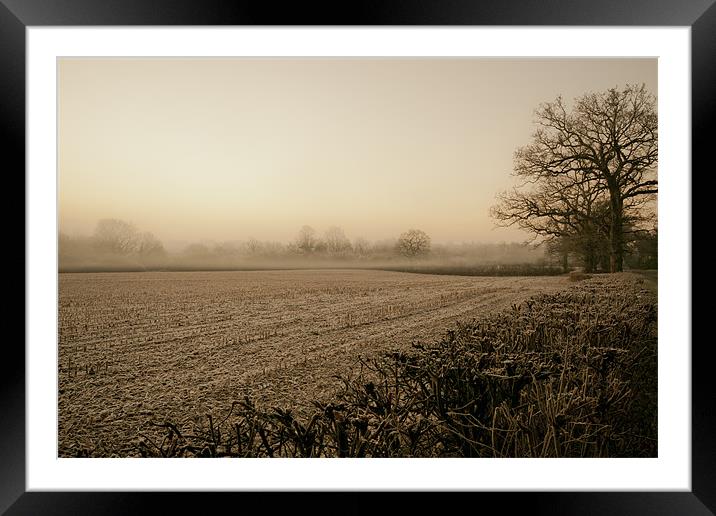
[{"x1": 58, "y1": 57, "x2": 658, "y2": 458}]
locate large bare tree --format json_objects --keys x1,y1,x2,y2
[
  {"x1": 492, "y1": 172, "x2": 609, "y2": 272},
  {"x1": 509, "y1": 84, "x2": 657, "y2": 272}
]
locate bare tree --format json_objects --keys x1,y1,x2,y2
[
  {"x1": 324, "y1": 226, "x2": 352, "y2": 256},
  {"x1": 353, "y1": 237, "x2": 371, "y2": 257},
  {"x1": 625, "y1": 226, "x2": 658, "y2": 269},
  {"x1": 492, "y1": 172, "x2": 611, "y2": 272},
  {"x1": 245, "y1": 237, "x2": 262, "y2": 256},
  {"x1": 295, "y1": 225, "x2": 317, "y2": 253},
  {"x1": 93, "y1": 218, "x2": 138, "y2": 255},
  {"x1": 511, "y1": 84, "x2": 657, "y2": 272},
  {"x1": 136, "y1": 231, "x2": 166, "y2": 259},
  {"x1": 396, "y1": 229, "x2": 431, "y2": 258}
]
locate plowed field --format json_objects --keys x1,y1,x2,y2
[{"x1": 58, "y1": 269, "x2": 569, "y2": 456}]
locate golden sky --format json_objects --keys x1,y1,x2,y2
[{"x1": 58, "y1": 58, "x2": 657, "y2": 247}]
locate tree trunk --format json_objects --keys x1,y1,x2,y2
[
  {"x1": 584, "y1": 250, "x2": 595, "y2": 273},
  {"x1": 562, "y1": 252, "x2": 569, "y2": 273},
  {"x1": 582, "y1": 232, "x2": 597, "y2": 273},
  {"x1": 608, "y1": 187, "x2": 624, "y2": 273}
]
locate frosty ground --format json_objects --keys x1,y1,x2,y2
[{"x1": 58, "y1": 269, "x2": 574, "y2": 456}]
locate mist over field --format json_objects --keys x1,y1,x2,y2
[{"x1": 58, "y1": 218, "x2": 552, "y2": 273}]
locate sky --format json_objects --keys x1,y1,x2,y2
[{"x1": 58, "y1": 58, "x2": 657, "y2": 248}]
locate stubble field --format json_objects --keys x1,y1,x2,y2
[{"x1": 58, "y1": 269, "x2": 569, "y2": 457}]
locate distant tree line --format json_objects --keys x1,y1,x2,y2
[
  {"x1": 59, "y1": 218, "x2": 167, "y2": 269},
  {"x1": 60, "y1": 216, "x2": 655, "y2": 272},
  {"x1": 173, "y1": 225, "x2": 521, "y2": 263},
  {"x1": 59, "y1": 219, "x2": 558, "y2": 271},
  {"x1": 491, "y1": 84, "x2": 657, "y2": 273}
]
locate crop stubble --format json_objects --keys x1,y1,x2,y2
[{"x1": 58, "y1": 269, "x2": 568, "y2": 456}]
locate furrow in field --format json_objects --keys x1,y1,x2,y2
[{"x1": 57, "y1": 270, "x2": 569, "y2": 456}]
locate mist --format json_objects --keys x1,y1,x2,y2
[{"x1": 58, "y1": 218, "x2": 552, "y2": 273}]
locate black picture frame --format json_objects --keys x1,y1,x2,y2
[{"x1": 4, "y1": 1, "x2": 708, "y2": 514}]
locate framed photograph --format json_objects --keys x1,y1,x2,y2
[{"x1": 6, "y1": 0, "x2": 709, "y2": 513}]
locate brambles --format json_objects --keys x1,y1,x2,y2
[{"x1": 135, "y1": 273, "x2": 656, "y2": 458}]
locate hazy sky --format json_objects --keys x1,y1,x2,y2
[{"x1": 58, "y1": 58, "x2": 656, "y2": 247}]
